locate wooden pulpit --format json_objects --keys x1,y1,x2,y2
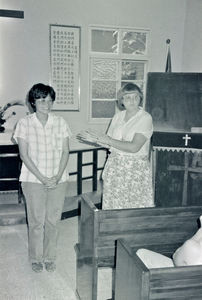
[
  {"x1": 146, "y1": 72, "x2": 202, "y2": 207},
  {"x1": 152, "y1": 131, "x2": 202, "y2": 206}
]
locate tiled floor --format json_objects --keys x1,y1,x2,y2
[{"x1": 0, "y1": 217, "x2": 112, "y2": 300}]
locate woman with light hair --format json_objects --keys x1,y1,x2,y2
[{"x1": 78, "y1": 83, "x2": 154, "y2": 209}]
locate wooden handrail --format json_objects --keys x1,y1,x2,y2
[
  {"x1": 0, "y1": 145, "x2": 108, "y2": 201},
  {"x1": 69, "y1": 147, "x2": 108, "y2": 195}
]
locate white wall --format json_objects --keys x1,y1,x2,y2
[
  {"x1": 182, "y1": 0, "x2": 202, "y2": 72},
  {"x1": 0, "y1": 0, "x2": 188, "y2": 141},
  {"x1": 2, "y1": 0, "x2": 202, "y2": 184}
]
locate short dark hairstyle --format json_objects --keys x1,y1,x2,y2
[
  {"x1": 117, "y1": 83, "x2": 143, "y2": 109},
  {"x1": 27, "y1": 83, "x2": 56, "y2": 112}
]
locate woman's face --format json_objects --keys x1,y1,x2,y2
[
  {"x1": 35, "y1": 95, "x2": 53, "y2": 115},
  {"x1": 122, "y1": 92, "x2": 140, "y2": 111}
]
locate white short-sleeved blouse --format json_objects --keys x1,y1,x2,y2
[
  {"x1": 13, "y1": 113, "x2": 72, "y2": 183},
  {"x1": 107, "y1": 108, "x2": 153, "y2": 157}
]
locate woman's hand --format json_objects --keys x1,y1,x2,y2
[
  {"x1": 77, "y1": 129, "x2": 99, "y2": 144},
  {"x1": 41, "y1": 176, "x2": 58, "y2": 189},
  {"x1": 77, "y1": 129, "x2": 111, "y2": 146}
]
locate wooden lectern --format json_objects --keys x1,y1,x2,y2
[{"x1": 145, "y1": 72, "x2": 202, "y2": 207}]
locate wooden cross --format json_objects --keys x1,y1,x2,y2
[
  {"x1": 182, "y1": 134, "x2": 191, "y2": 146},
  {"x1": 168, "y1": 151, "x2": 202, "y2": 205},
  {"x1": 0, "y1": 9, "x2": 24, "y2": 19}
]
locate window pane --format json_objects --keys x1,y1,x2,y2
[
  {"x1": 122, "y1": 31, "x2": 147, "y2": 55},
  {"x1": 89, "y1": 26, "x2": 149, "y2": 120},
  {"x1": 121, "y1": 60, "x2": 145, "y2": 80},
  {"x1": 91, "y1": 29, "x2": 118, "y2": 53},
  {"x1": 92, "y1": 58, "x2": 117, "y2": 80},
  {"x1": 92, "y1": 80, "x2": 117, "y2": 99},
  {"x1": 92, "y1": 101, "x2": 115, "y2": 118}
]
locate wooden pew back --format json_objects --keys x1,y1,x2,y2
[
  {"x1": 116, "y1": 239, "x2": 202, "y2": 300},
  {"x1": 77, "y1": 194, "x2": 202, "y2": 299},
  {"x1": 79, "y1": 194, "x2": 202, "y2": 265}
]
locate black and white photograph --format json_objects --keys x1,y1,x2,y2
[{"x1": 0, "y1": 1, "x2": 202, "y2": 299}]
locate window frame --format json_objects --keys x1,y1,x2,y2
[{"x1": 88, "y1": 25, "x2": 150, "y2": 124}]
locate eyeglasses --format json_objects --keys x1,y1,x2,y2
[
  {"x1": 123, "y1": 93, "x2": 139, "y2": 102},
  {"x1": 36, "y1": 98, "x2": 53, "y2": 105}
]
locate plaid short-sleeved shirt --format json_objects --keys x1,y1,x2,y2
[{"x1": 13, "y1": 113, "x2": 72, "y2": 183}]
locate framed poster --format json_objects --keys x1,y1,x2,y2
[{"x1": 50, "y1": 24, "x2": 80, "y2": 110}]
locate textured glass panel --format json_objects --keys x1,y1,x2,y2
[
  {"x1": 91, "y1": 29, "x2": 118, "y2": 53},
  {"x1": 92, "y1": 58, "x2": 117, "y2": 80},
  {"x1": 92, "y1": 101, "x2": 115, "y2": 118},
  {"x1": 121, "y1": 60, "x2": 145, "y2": 80},
  {"x1": 122, "y1": 31, "x2": 147, "y2": 55},
  {"x1": 92, "y1": 80, "x2": 116, "y2": 99}
]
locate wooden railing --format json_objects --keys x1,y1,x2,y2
[
  {"x1": 69, "y1": 147, "x2": 108, "y2": 195},
  {"x1": 0, "y1": 145, "x2": 108, "y2": 200}
]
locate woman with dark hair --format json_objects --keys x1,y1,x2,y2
[
  {"x1": 78, "y1": 83, "x2": 154, "y2": 209},
  {"x1": 13, "y1": 83, "x2": 72, "y2": 273}
]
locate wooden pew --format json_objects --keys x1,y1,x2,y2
[
  {"x1": 75, "y1": 193, "x2": 202, "y2": 300},
  {"x1": 115, "y1": 239, "x2": 202, "y2": 300}
]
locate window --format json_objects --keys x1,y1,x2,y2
[{"x1": 89, "y1": 25, "x2": 150, "y2": 122}]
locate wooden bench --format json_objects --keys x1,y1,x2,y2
[
  {"x1": 75, "y1": 193, "x2": 202, "y2": 300},
  {"x1": 115, "y1": 238, "x2": 202, "y2": 300}
]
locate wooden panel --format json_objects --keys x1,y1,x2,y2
[
  {"x1": 153, "y1": 131, "x2": 202, "y2": 149},
  {"x1": 150, "y1": 267, "x2": 202, "y2": 299},
  {"x1": 77, "y1": 194, "x2": 202, "y2": 300},
  {"x1": 0, "y1": 145, "x2": 19, "y2": 154},
  {"x1": 155, "y1": 150, "x2": 202, "y2": 206},
  {"x1": 0, "y1": 145, "x2": 21, "y2": 192},
  {"x1": 145, "y1": 72, "x2": 202, "y2": 132},
  {"x1": 75, "y1": 244, "x2": 94, "y2": 300},
  {"x1": 0, "y1": 181, "x2": 19, "y2": 191},
  {"x1": 99, "y1": 215, "x2": 197, "y2": 233},
  {"x1": 97, "y1": 205, "x2": 202, "y2": 218},
  {"x1": 80, "y1": 194, "x2": 202, "y2": 260},
  {"x1": 0, "y1": 9, "x2": 24, "y2": 18},
  {"x1": 97, "y1": 212, "x2": 198, "y2": 255},
  {"x1": 115, "y1": 240, "x2": 202, "y2": 300},
  {"x1": 0, "y1": 156, "x2": 20, "y2": 178},
  {"x1": 115, "y1": 240, "x2": 150, "y2": 300},
  {"x1": 79, "y1": 196, "x2": 96, "y2": 257}
]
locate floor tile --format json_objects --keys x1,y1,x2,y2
[{"x1": 0, "y1": 216, "x2": 112, "y2": 300}]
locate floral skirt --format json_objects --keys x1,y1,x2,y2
[{"x1": 102, "y1": 151, "x2": 154, "y2": 210}]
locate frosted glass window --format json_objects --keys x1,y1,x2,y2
[
  {"x1": 121, "y1": 61, "x2": 145, "y2": 80},
  {"x1": 92, "y1": 81, "x2": 117, "y2": 99},
  {"x1": 92, "y1": 101, "x2": 115, "y2": 118},
  {"x1": 89, "y1": 26, "x2": 149, "y2": 121},
  {"x1": 92, "y1": 59, "x2": 117, "y2": 80},
  {"x1": 122, "y1": 31, "x2": 147, "y2": 55},
  {"x1": 91, "y1": 30, "x2": 118, "y2": 53}
]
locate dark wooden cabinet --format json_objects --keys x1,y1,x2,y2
[{"x1": 0, "y1": 144, "x2": 21, "y2": 192}]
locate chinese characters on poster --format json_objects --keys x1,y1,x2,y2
[{"x1": 50, "y1": 25, "x2": 80, "y2": 110}]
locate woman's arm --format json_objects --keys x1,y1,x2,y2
[
  {"x1": 101, "y1": 113, "x2": 153, "y2": 153},
  {"x1": 98, "y1": 132, "x2": 147, "y2": 153},
  {"x1": 17, "y1": 137, "x2": 53, "y2": 186},
  {"x1": 77, "y1": 129, "x2": 147, "y2": 153},
  {"x1": 53, "y1": 137, "x2": 70, "y2": 184},
  {"x1": 173, "y1": 240, "x2": 201, "y2": 266},
  {"x1": 77, "y1": 113, "x2": 152, "y2": 153}
]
